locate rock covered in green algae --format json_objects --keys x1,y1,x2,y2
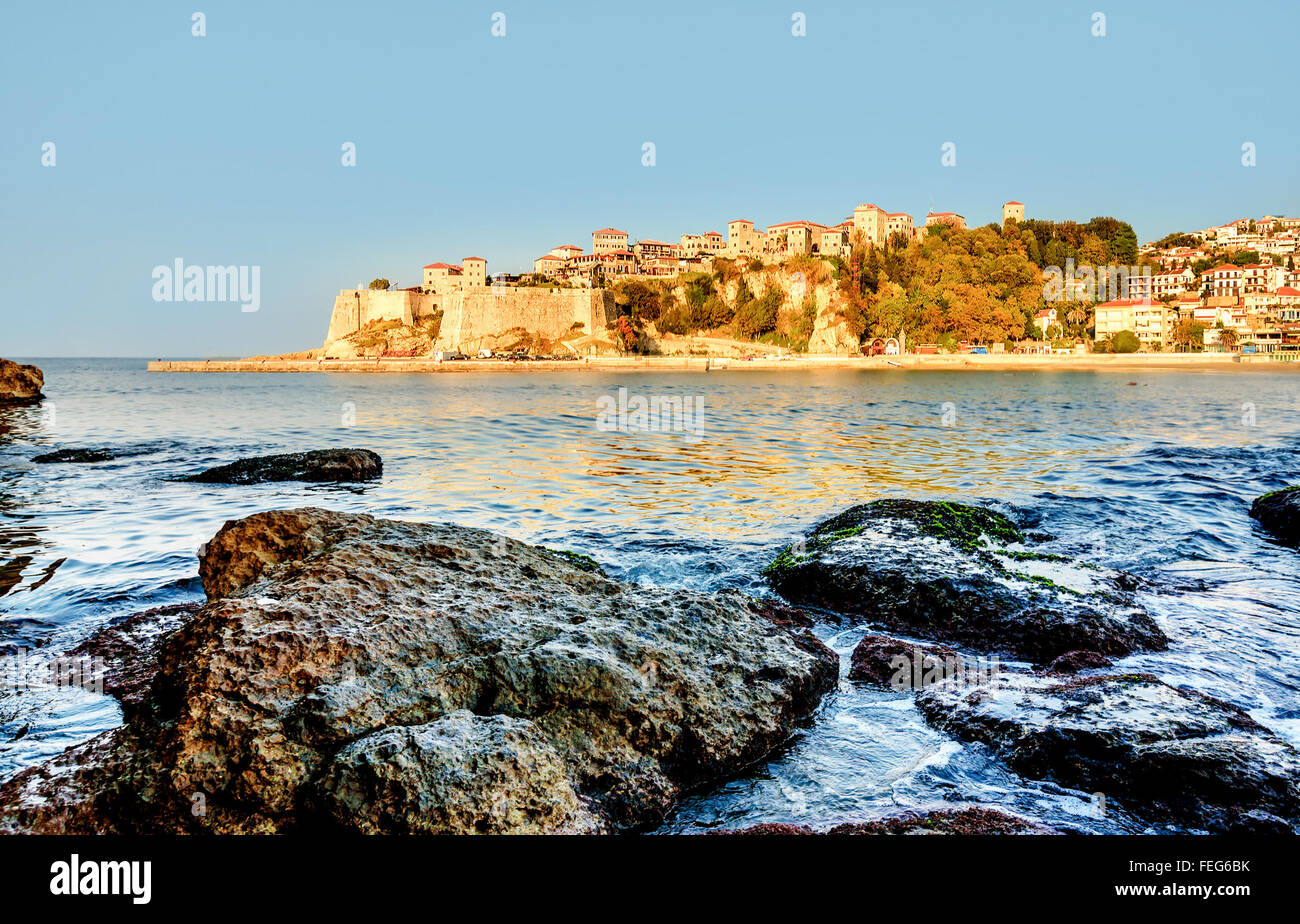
[
  {"x1": 1250, "y1": 486, "x2": 1300, "y2": 545},
  {"x1": 182, "y1": 448, "x2": 382, "y2": 484},
  {"x1": 0, "y1": 508, "x2": 837, "y2": 834},
  {"x1": 764, "y1": 499, "x2": 1167, "y2": 664},
  {"x1": 915, "y1": 671, "x2": 1300, "y2": 833}
]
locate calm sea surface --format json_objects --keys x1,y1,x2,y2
[{"x1": 2, "y1": 358, "x2": 1299, "y2": 832}]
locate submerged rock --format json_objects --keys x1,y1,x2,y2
[
  {"x1": 33, "y1": 447, "x2": 143, "y2": 464},
  {"x1": 0, "y1": 359, "x2": 44, "y2": 404},
  {"x1": 1250, "y1": 486, "x2": 1300, "y2": 545},
  {"x1": 182, "y1": 448, "x2": 382, "y2": 484},
  {"x1": 1046, "y1": 649, "x2": 1114, "y2": 674},
  {"x1": 0, "y1": 508, "x2": 837, "y2": 834},
  {"x1": 915, "y1": 671, "x2": 1300, "y2": 833},
  {"x1": 764, "y1": 500, "x2": 1167, "y2": 663},
  {"x1": 719, "y1": 807, "x2": 1051, "y2": 835}
]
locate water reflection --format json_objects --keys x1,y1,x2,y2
[{"x1": 0, "y1": 360, "x2": 1297, "y2": 830}]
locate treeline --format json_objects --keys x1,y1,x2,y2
[
  {"x1": 606, "y1": 264, "x2": 818, "y2": 351},
  {"x1": 605, "y1": 215, "x2": 1148, "y2": 352}
]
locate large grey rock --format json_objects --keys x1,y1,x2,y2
[
  {"x1": 0, "y1": 508, "x2": 836, "y2": 833},
  {"x1": 764, "y1": 500, "x2": 1167, "y2": 664},
  {"x1": 915, "y1": 671, "x2": 1300, "y2": 833}
]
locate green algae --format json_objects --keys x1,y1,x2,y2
[{"x1": 551, "y1": 549, "x2": 604, "y2": 574}]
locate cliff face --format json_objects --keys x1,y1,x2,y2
[
  {"x1": 322, "y1": 287, "x2": 607, "y2": 357},
  {"x1": 432, "y1": 288, "x2": 607, "y2": 353}
]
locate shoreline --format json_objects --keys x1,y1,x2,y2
[{"x1": 146, "y1": 353, "x2": 1297, "y2": 374}]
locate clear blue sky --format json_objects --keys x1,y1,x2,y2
[{"x1": 3, "y1": 0, "x2": 1297, "y2": 357}]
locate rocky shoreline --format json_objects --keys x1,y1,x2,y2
[
  {"x1": 2, "y1": 400, "x2": 1297, "y2": 834},
  {"x1": 0, "y1": 508, "x2": 837, "y2": 833}
]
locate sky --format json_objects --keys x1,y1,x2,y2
[{"x1": 3, "y1": 0, "x2": 1298, "y2": 357}]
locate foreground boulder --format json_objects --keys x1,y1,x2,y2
[
  {"x1": 0, "y1": 508, "x2": 837, "y2": 833},
  {"x1": 0, "y1": 359, "x2": 44, "y2": 404},
  {"x1": 915, "y1": 672, "x2": 1300, "y2": 833},
  {"x1": 764, "y1": 500, "x2": 1167, "y2": 663},
  {"x1": 182, "y1": 448, "x2": 382, "y2": 484},
  {"x1": 1250, "y1": 486, "x2": 1300, "y2": 545}
]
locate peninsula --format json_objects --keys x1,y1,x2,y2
[{"x1": 150, "y1": 199, "x2": 1300, "y2": 372}]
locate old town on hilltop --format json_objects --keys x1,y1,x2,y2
[{"x1": 327, "y1": 199, "x2": 1300, "y2": 362}]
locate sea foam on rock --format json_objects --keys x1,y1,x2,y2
[
  {"x1": 764, "y1": 499, "x2": 1167, "y2": 664},
  {"x1": 0, "y1": 508, "x2": 837, "y2": 833},
  {"x1": 914, "y1": 671, "x2": 1300, "y2": 833}
]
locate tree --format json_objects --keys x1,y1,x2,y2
[
  {"x1": 1219, "y1": 328, "x2": 1239, "y2": 352},
  {"x1": 1112, "y1": 330, "x2": 1140, "y2": 353},
  {"x1": 734, "y1": 286, "x2": 783, "y2": 339},
  {"x1": 608, "y1": 315, "x2": 639, "y2": 353},
  {"x1": 1111, "y1": 225, "x2": 1139, "y2": 265},
  {"x1": 369, "y1": 278, "x2": 391, "y2": 290},
  {"x1": 1172, "y1": 319, "x2": 1206, "y2": 352}
]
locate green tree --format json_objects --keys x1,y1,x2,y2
[
  {"x1": 734, "y1": 286, "x2": 784, "y2": 339},
  {"x1": 369, "y1": 278, "x2": 391, "y2": 290},
  {"x1": 1112, "y1": 330, "x2": 1140, "y2": 353},
  {"x1": 1112, "y1": 226, "x2": 1139, "y2": 264}
]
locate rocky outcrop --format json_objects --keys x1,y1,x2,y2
[
  {"x1": 1250, "y1": 486, "x2": 1300, "y2": 545},
  {"x1": 764, "y1": 500, "x2": 1167, "y2": 664},
  {"x1": 807, "y1": 312, "x2": 860, "y2": 355},
  {"x1": 0, "y1": 359, "x2": 44, "y2": 404},
  {"x1": 719, "y1": 808, "x2": 1052, "y2": 835},
  {"x1": 182, "y1": 449, "x2": 382, "y2": 484},
  {"x1": 915, "y1": 672, "x2": 1300, "y2": 833},
  {"x1": 0, "y1": 508, "x2": 837, "y2": 834}
]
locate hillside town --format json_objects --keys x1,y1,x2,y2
[{"x1": 406, "y1": 199, "x2": 1300, "y2": 360}]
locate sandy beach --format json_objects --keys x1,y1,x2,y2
[{"x1": 147, "y1": 352, "x2": 1296, "y2": 375}]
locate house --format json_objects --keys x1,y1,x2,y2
[
  {"x1": 1033, "y1": 307, "x2": 1058, "y2": 337},
  {"x1": 461, "y1": 257, "x2": 487, "y2": 288},
  {"x1": 1152, "y1": 268, "x2": 1195, "y2": 298},
  {"x1": 886, "y1": 212, "x2": 914, "y2": 240},
  {"x1": 423, "y1": 261, "x2": 463, "y2": 295},
  {"x1": 533, "y1": 253, "x2": 565, "y2": 276},
  {"x1": 633, "y1": 239, "x2": 677, "y2": 263},
  {"x1": 1094, "y1": 298, "x2": 1176, "y2": 348},
  {"x1": 852, "y1": 204, "x2": 889, "y2": 247},
  {"x1": 924, "y1": 211, "x2": 967, "y2": 232},
  {"x1": 1002, "y1": 201, "x2": 1025, "y2": 224},
  {"x1": 765, "y1": 220, "x2": 824, "y2": 256},
  {"x1": 592, "y1": 228, "x2": 629, "y2": 254},
  {"x1": 1200, "y1": 264, "x2": 1244, "y2": 298},
  {"x1": 725, "y1": 219, "x2": 765, "y2": 256}
]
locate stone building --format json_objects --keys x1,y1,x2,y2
[{"x1": 592, "y1": 228, "x2": 629, "y2": 254}]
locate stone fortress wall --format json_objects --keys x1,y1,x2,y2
[{"x1": 323, "y1": 286, "x2": 608, "y2": 353}]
